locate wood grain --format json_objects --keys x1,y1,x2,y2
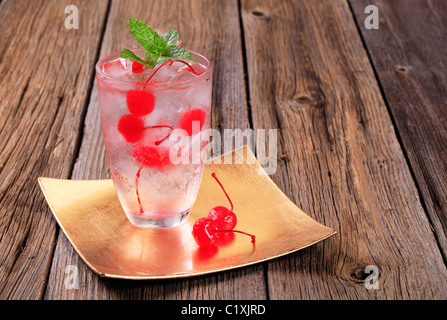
[
  {"x1": 350, "y1": 0, "x2": 447, "y2": 260},
  {"x1": 3, "y1": 0, "x2": 446, "y2": 300},
  {"x1": 43, "y1": 0, "x2": 264, "y2": 300},
  {"x1": 0, "y1": 0, "x2": 109, "y2": 299},
  {"x1": 240, "y1": 0, "x2": 447, "y2": 299}
]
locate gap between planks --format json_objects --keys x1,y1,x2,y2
[{"x1": 40, "y1": 0, "x2": 113, "y2": 300}]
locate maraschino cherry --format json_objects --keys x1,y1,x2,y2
[
  {"x1": 207, "y1": 173, "x2": 237, "y2": 230},
  {"x1": 131, "y1": 61, "x2": 145, "y2": 74},
  {"x1": 192, "y1": 173, "x2": 255, "y2": 248},
  {"x1": 192, "y1": 217, "x2": 219, "y2": 248},
  {"x1": 130, "y1": 125, "x2": 173, "y2": 214},
  {"x1": 118, "y1": 114, "x2": 145, "y2": 143},
  {"x1": 117, "y1": 88, "x2": 156, "y2": 143},
  {"x1": 132, "y1": 143, "x2": 171, "y2": 169},
  {"x1": 127, "y1": 90, "x2": 155, "y2": 117},
  {"x1": 177, "y1": 108, "x2": 206, "y2": 136}
]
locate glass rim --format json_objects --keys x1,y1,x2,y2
[{"x1": 95, "y1": 48, "x2": 213, "y2": 87}]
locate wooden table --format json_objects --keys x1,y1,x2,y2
[{"x1": 1, "y1": 0, "x2": 446, "y2": 300}]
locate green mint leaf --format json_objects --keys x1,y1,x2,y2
[
  {"x1": 120, "y1": 48, "x2": 148, "y2": 65},
  {"x1": 144, "y1": 51, "x2": 158, "y2": 68},
  {"x1": 162, "y1": 29, "x2": 179, "y2": 47},
  {"x1": 122, "y1": 19, "x2": 195, "y2": 69},
  {"x1": 128, "y1": 19, "x2": 167, "y2": 55},
  {"x1": 152, "y1": 57, "x2": 169, "y2": 67},
  {"x1": 163, "y1": 46, "x2": 194, "y2": 61}
]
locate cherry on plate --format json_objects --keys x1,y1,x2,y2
[
  {"x1": 192, "y1": 217, "x2": 219, "y2": 248},
  {"x1": 191, "y1": 172, "x2": 255, "y2": 248},
  {"x1": 207, "y1": 173, "x2": 237, "y2": 229},
  {"x1": 208, "y1": 206, "x2": 237, "y2": 230}
]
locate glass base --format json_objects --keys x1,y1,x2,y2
[{"x1": 127, "y1": 210, "x2": 190, "y2": 230}]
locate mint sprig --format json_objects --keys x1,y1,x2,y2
[{"x1": 120, "y1": 19, "x2": 194, "y2": 68}]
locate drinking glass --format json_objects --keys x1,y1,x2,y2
[{"x1": 96, "y1": 48, "x2": 212, "y2": 229}]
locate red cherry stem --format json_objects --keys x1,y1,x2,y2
[
  {"x1": 215, "y1": 229, "x2": 256, "y2": 244},
  {"x1": 211, "y1": 173, "x2": 233, "y2": 211},
  {"x1": 143, "y1": 125, "x2": 173, "y2": 145},
  {"x1": 136, "y1": 164, "x2": 144, "y2": 214},
  {"x1": 134, "y1": 125, "x2": 174, "y2": 215},
  {"x1": 145, "y1": 59, "x2": 200, "y2": 83}
]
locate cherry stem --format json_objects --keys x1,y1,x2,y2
[
  {"x1": 144, "y1": 125, "x2": 174, "y2": 145},
  {"x1": 211, "y1": 172, "x2": 234, "y2": 211},
  {"x1": 215, "y1": 229, "x2": 256, "y2": 244},
  {"x1": 134, "y1": 125, "x2": 173, "y2": 214},
  {"x1": 133, "y1": 125, "x2": 173, "y2": 215},
  {"x1": 145, "y1": 59, "x2": 200, "y2": 83},
  {"x1": 136, "y1": 164, "x2": 144, "y2": 215}
]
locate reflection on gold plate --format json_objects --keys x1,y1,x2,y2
[{"x1": 38, "y1": 146, "x2": 336, "y2": 279}]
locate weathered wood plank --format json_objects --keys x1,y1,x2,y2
[
  {"x1": 0, "y1": 0, "x2": 110, "y2": 299},
  {"x1": 241, "y1": 0, "x2": 447, "y2": 299},
  {"x1": 350, "y1": 0, "x2": 447, "y2": 260},
  {"x1": 44, "y1": 0, "x2": 265, "y2": 299}
]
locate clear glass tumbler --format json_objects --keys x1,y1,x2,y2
[{"x1": 96, "y1": 48, "x2": 212, "y2": 229}]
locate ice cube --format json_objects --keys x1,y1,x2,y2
[
  {"x1": 144, "y1": 61, "x2": 195, "y2": 84},
  {"x1": 103, "y1": 58, "x2": 131, "y2": 79},
  {"x1": 150, "y1": 62, "x2": 180, "y2": 82},
  {"x1": 169, "y1": 67, "x2": 198, "y2": 84}
]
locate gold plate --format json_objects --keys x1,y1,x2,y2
[{"x1": 38, "y1": 146, "x2": 336, "y2": 279}]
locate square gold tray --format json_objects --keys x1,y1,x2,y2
[{"x1": 38, "y1": 146, "x2": 336, "y2": 279}]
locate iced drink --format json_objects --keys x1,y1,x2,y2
[{"x1": 96, "y1": 48, "x2": 212, "y2": 229}]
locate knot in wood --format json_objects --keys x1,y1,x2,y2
[
  {"x1": 350, "y1": 266, "x2": 367, "y2": 282},
  {"x1": 295, "y1": 93, "x2": 326, "y2": 109},
  {"x1": 250, "y1": 10, "x2": 270, "y2": 19},
  {"x1": 252, "y1": 11, "x2": 265, "y2": 16},
  {"x1": 297, "y1": 96, "x2": 313, "y2": 104},
  {"x1": 396, "y1": 65, "x2": 411, "y2": 73}
]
